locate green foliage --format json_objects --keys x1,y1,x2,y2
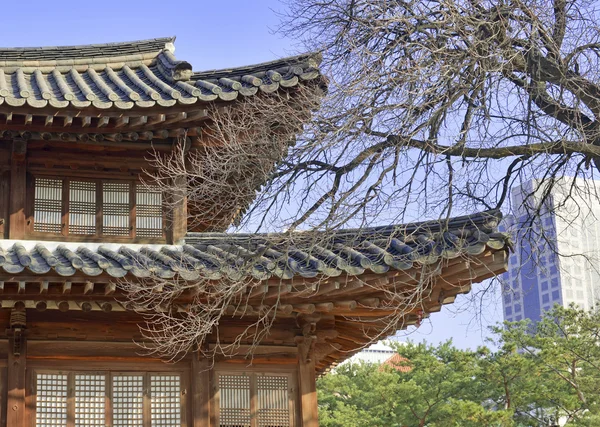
[{"x1": 318, "y1": 305, "x2": 600, "y2": 426}]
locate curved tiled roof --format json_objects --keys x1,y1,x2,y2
[
  {"x1": 0, "y1": 38, "x2": 321, "y2": 110},
  {"x1": 0, "y1": 211, "x2": 509, "y2": 281}
]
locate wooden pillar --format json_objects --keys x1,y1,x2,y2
[
  {"x1": 9, "y1": 138, "x2": 27, "y2": 239},
  {"x1": 7, "y1": 331, "x2": 26, "y2": 426},
  {"x1": 191, "y1": 351, "x2": 211, "y2": 427},
  {"x1": 169, "y1": 174, "x2": 187, "y2": 244},
  {"x1": 297, "y1": 338, "x2": 318, "y2": 427}
]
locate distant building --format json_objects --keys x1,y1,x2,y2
[
  {"x1": 501, "y1": 178, "x2": 600, "y2": 324},
  {"x1": 342, "y1": 341, "x2": 397, "y2": 365},
  {"x1": 378, "y1": 353, "x2": 411, "y2": 372}
]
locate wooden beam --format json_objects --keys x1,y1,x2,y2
[
  {"x1": 114, "y1": 116, "x2": 129, "y2": 128},
  {"x1": 265, "y1": 284, "x2": 292, "y2": 299},
  {"x1": 24, "y1": 114, "x2": 32, "y2": 126},
  {"x1": 105, "y1": 283, "x2": 116, "y2": 296},
  {"x1": 39, "y1": 281, "x2": 48, "y2": 295},
  {"x1": 169, "y1": 175, "x2": 187, "y2": 244},
  {"x1": 293, "y1": 304, "x2": 316, "y2": 315},
  {"x1": 80, "y1": 116, "x2": 91, "y2": 128},
  {"x1": 100, "y1": 302, "x2": 113, "y2": 313},
  {"x1": 314, "y1": 302, "x2": 334, "y2": 313},
  {"x1": 83, "y1": 281, "x2": 94, "y2": 295},
  {"x1": 62, "y1": 282, "x2": 72, "y2": 294},
  {"x1": 191, "y1": 351, "x2": 210, "y2": 427},
  {"x1": 163, "y1": 112, "x2": 187, "y2": 126},
  {"x1": 97, "y1": 116, "x2": 110, "y2": 128},
  {"x1": 44, "y1": 115, "x2": 53, "y2": 127},
  {"x1": 7, "y1": 331, "x2": 26, "y2": 427},
  {"x1": 148, "y1": 114, "x2": 166, "y2": 125},
  {"x1": 130, "y1": 116, "x2": 148, "y2": 127},
  {"x1": 248, "y1": 284, "x2": 269, "y2": 299},
  {"x1": 63, "y1": 115, "x2": 73, "y2": 127},
  {"x1": 298, "y1": 340, "x2": 318, "y2": 427},
  {"x1": 9, "y1": 138, "x2": 27, "y2": 239}
]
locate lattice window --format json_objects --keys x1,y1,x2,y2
[
  {"x1": 136, "y1": 184, "x2": 163, "y2": 237},
  {"x1": 113, "y1": 375, "x2": 144, "y2": 427},
  {"x1": 150, "y1": 375, "x2": 181, "y2": 427},
  {"x1": 257, "y1": 375, "x2": 291, "y2": 427},
  {"x1": 75, "y1": 374, "x2": 106, "y2": 427},
  {"x1": 36, "y1": 373, "x2": 68, "y2": 427},
  {"x1": 34, "y1": 178, "x2": 62, "y2": 233},
  {"x1": 217, "y1": 372, "x2": 295, "y2": 427},
  {"x1": 69, "y1": 180, "x2": 96, "y2": 235},
  {"x1": 103, "y1": 182, "x2": 131, "y2": 236},
  {"x1": 31, "y1": 176, "x2": 165, "y2": 241},
  {"x1": 218, "y1": 374, "x2": 252, "y2": 427},
  {"x1": 34, "y1": 371, "x2": 185, "y2": 427}
]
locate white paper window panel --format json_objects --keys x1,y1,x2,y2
[
  {"x1": 36, "y1": 373, "x2": 68, "y2": 427},
  {"x1": 69, "y1": 181, "x2": 96, "y2": 235},
  {"x1": 103, "y1": 182, "x2": 130, "y2": 236},
  {"x1": 150, "y1": 375, "x2": 181, "y2": 427},
  {"x1": 75, "y1": 374, "x2": 106, "y2": 427},
  {"x1": 112, "y1": 375, "x2": 144, "y2": 427},
  {"x1": 218, "y1": 374, "x2": 251, "y2": 427},
  {"x1": 136, "y1": 186, "x2": 163, "y2": 237},
  {"x1": 34, "y1": 178, "x2": 62, "y2": 233},
  {"x1": 257, "y1": 375, "x2": 290, "y2": 427}
]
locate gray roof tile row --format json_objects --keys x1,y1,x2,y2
[
  {"x1": 0, "y1": 211, "x2": 509, "y2": 281},
  {"x1": 0, "y1": 38, "x2": 320, "y2": 110}
]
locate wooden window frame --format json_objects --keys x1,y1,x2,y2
[
  {"x1": 30, "y1": 369, "x2": 187, "y2": 427},
  {"x1": 213, "y1": 366, "x2": 297, "y2": 427},
  {"x1": 27, "y1": 174, "x2": 166, "y2": 243}
]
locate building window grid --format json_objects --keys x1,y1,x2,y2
[
  {"x1": 216, "y1": 372, "x2": 294, "y2": 427},
  {"x1": 31, "y1": 176, "x2": 164, "y2": 241},
  {"x1": 34, "y1": 371, "x2": 183, "y2": 427}
]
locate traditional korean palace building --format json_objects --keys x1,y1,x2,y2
[{"x1": 0, "y1": 37, "x2": 509, "y2": 427}]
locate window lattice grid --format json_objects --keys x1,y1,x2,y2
[
  {"x1": 257, "y1": 376, "x2": 290, "y2": 427},
  {"x1": 34, "y1": 178, "x2": 63, "y2": 233},
  {"x1": 112, "y1": 375, "x2": 144, "y2": 427},
  {"x1": 75, "y1": 374, "x2": 106, "y2": 427},
  {"x1": 150, "y1": 375, "x2": 181, "y2": 427},
  {"x1": 103, "y1": 182, "x2": 131, "y2": 236},
  {"x1": 69, "y1": 181, "x2": 97, "y2": 235},
  {"x1": 219, "y1": 374, "x2": 251, "y2": 427},
  {"x1": 136, "y1": 185, "x2": 163, "y2": 237},
  {"x1": 36, "y1": 373, "x2": 68, "y2": 427}
]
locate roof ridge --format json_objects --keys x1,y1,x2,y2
[
  {"x1": 0, "y1": 37, "x2": 175, "y2": 63},
  {"x1": 191, "y1": 52, "x2": 322, "y2": 80},
  {"x1": 186, "y1": 209, "x2": 504, "y2": 242},
  {"x1": 0, "y1": 36, "x2": 175, "y2": 52}
]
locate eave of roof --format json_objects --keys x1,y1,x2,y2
[
  {"x1": 0, "y1": 37, "x2": 322, "y2": 110},
  {"x1": 0, "y1": 210, "x2": 509, "y2": 281}
]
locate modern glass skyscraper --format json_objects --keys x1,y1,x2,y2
[{"x1": 501, "y1": 178, "x2": 600, "y2": 324}]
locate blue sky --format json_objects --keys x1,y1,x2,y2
[
  {"x1": 1, "y1": 0, "x2": 504, "y2": 350},
  {"x1": 1, "y1": 0, "x2": 295, "y2": 70}
]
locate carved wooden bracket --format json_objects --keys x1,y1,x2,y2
[
  {"x1": 11, "y1": 138, "x2": 27, "y2": 162},
  {"x1": 7, "y1": 308, "x2": 26, "y2": 357},
  {"x1": 295, "y1": 322, "x2": 317, "y2": 364}
]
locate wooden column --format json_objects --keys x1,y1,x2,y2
[
  {"x1": 297, "y1": 338, "x2": 318, "y2": 427},
  {"x1": 9, "y1": 138, "x2": 27, "y2": 239},
  {"x1": 169, "y1": 174, "x2": 187, "y2": 244},
  {"x1": 191, "y1": 352, "x2": 211, "y2": 427},
  {"x1": 7, "y1": 327, "x2": 26, "y2": 426}
]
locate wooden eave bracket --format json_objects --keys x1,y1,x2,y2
[
  {"x1": 11, "y1": 137, "x2": 27, "y2": 162},
  {"x1": 295, "y1": 321, "x2": 317, "y2": 364}
]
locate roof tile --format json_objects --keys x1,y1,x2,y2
[{"x1": 0, "y1": 37, "x2": 321, "y2": 110}]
